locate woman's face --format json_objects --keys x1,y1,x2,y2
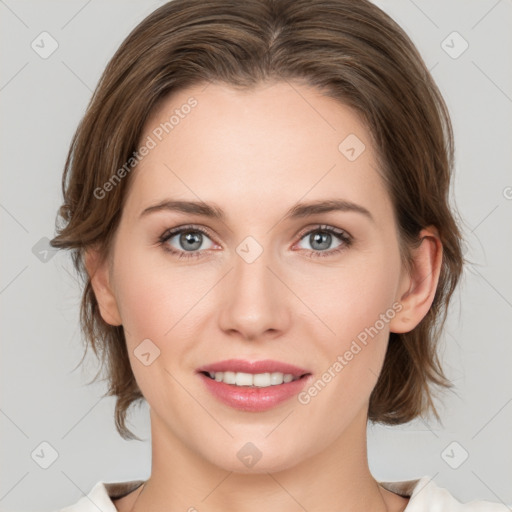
[{"x1": 102, "y1": 81, "x2": 411, "y2": 472}]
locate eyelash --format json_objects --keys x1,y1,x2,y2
[{"x1": 157, "y1": 224, "x2": 353, "y2": 260}]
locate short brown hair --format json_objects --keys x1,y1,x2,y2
[{"x1": 50, "y1": 0, "x2": 464, "y2": 440}]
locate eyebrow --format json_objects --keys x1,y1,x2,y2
[{"x1": 139, "y1": 198, "x2": 374, "y2": 223}]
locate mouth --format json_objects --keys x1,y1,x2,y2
[
  {"x1": 198, "y1": 370, "x2": 310, "y2": 388},
  {"x1": 196, "y1": 358, "x2": 311, "y2": 387},
  {"x1": 195, "y1": 359, "x2": 312, "y2": 412}
]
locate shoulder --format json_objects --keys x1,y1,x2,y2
[
  {"x1": 55, "y1": 480, "x2": 145, "y2": 512},
  {"x1": 379, "y1": 475, "x2": 510, "y2": 511}
]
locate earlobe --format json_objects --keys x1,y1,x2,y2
[
  {"x1": 389, "y1": 227, "x2": 443, "y2": 334},
  {"x1": 84, "y1": 247, "x2": 122, "y2": 326}
]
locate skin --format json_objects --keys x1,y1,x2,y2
[{"x1": 86, "y1": 81, "x2": 442, "y2": 512}]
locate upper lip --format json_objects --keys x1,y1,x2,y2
[{"x1": 196, "y1": 359, "x2": 310, "y2": 378}]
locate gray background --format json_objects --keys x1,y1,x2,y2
[{"x1": 1, "y1": 0, "x2": 511, "y2": 510}]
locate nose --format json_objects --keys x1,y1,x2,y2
[{"x1": 217, "y1": 240, "x2": 292, "y2": 342}]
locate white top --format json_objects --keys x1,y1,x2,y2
[{"x1": 56, "y1": 475, "x2": 510, "y2": 511}]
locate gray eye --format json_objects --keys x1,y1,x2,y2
[
  {"x1": 298, "y1": 230, "x2": 343, "y2": 252},
  {"x1": 166, "y1": 229, "x2": 214, "y2": 252},
  {"x1": 179, "y1": 231, "x2": 203, "y2": 251}
]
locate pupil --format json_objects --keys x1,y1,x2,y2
[
  {"x1": 311, "y1": 232, "x2": 330, "y2": 250},
  {"x1": 181, "y1": 232, "x2": 202, "y2": 251}
]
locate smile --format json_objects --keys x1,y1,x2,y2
[{"x1": 201, "y1": 370, "x2": 304, "y2": 387}]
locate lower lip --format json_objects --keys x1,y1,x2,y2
[{"x1": 198, "y1": 373, "x2": 311, "y2": 412}]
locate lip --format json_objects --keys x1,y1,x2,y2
[
  {"x1": 196, "y1": 359, "x2": 310, "y2": 377},
  {"x1": 198, "y1": 373, "x2": 312, "y2": 412},
  {"x1": 196, "y1": 359, "x2": 312, "y2": 412}
]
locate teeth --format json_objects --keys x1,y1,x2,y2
[{"x1": 206, "y1": 371, "x2": 300, "y2": 387}]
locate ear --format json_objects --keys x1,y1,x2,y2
[
  {"x1": 389, "y1": 226, "x2": 443, "y2": 334},
  {"x1": 84, "y1": 247, "x2": 122, "y2": 326}
]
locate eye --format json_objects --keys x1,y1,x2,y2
[
  {"x1": 158, "y1": 225, "x2": 216, "y2": 259},
  {"x1": 294, "y1": 224, "x2": 352, "y2": 258},
  {"x1": 158, "y1": 223, "x2": 353, "y2": 260}
]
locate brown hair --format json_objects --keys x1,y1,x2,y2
[{"x1": 50, "y1": 0, "x2": 464, "y2": 440}]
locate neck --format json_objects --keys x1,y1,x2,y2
[{"x1": 127, "y1": 407, "x2": 405, "y2": 512}]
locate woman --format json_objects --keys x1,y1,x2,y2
[{"x1": 50, "y1": 0, "x2": 508, "y2": 510}]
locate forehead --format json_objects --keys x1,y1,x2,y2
[{"x1": 125, "y1": 81, "x2": 390, "y2": 222}]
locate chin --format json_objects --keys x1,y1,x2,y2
[{"x1": 200, "y1": 438, "x2": 308, "y2": 475}]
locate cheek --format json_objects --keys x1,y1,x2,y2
[
  {"x1": 343, "y1": 262, "x2": 398, "y2": 334},
  {"x1": 112, "y1": 242, "x2": 208, "y2": 338},
  {"x1": 111, "y1": 247, "x2": 205, "y2": 396},
  {"x1": 303, "y1": 247, "x2": 401, "y2": 394},
  {"x1": 111, "y1": 246, "x2": 224, "y2": 402},
  {"x1": 310, "y1": 247, "x2": 400, "y2": 343},
  {"x1": 114, "y1": 259, "x2": 167, "y2": 340}
]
